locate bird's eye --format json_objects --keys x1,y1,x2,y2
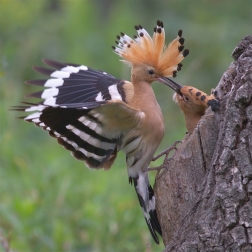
[{"x1": 148, "y1": 69, "x2": 154, "y2": 75}]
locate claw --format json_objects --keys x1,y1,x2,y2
[{"x1": 144, "y1": 141, "x2": 181, "y2": 178}]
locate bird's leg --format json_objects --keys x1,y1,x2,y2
[
  {"x1": 144, "y1": 141, "x2": 181, "y2": 178},
  {"x1": 152, "y1": 140, "x2": 181, "y2": 162}
]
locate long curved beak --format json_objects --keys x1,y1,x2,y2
[{"x1": 157, "y1": 77, "x2": 183, "y2": 96}]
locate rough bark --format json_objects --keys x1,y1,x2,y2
[{"x1": 155, "y1": 36, "x2": 252, "y2": 252}]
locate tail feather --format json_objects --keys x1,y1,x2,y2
[
  {"x1": 130, "y1": 175, "x2": 162, "y2": 244},
  {"x1": 148, "y1": 184, "x2": 162, "y2": 236}
]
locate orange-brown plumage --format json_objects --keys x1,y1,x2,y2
[
  {"x1": 113, "y1": 20, "x2": 189, "y2": 78},
  {"x1": 16, "y1": 20, "x2": 191, "y2": 244},
  {"x1": 171, "y1": 84, "x2": 220, "y2": 133}
]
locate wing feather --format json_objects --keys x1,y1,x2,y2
[
  {"x1": 15, "y1": 59, "x2": 137, "y2": 170},
  {"x1": 28, "y1": 59, "x2": 133, "y2": 107}
]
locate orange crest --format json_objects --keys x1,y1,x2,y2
[{"x1": 113, "y1": 20, "x2": 189, "y2": 77}]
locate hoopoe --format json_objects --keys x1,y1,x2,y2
[
  {"x1": 14, "y1": 20, "x2": 189, "y2": 244},
  {"x1": 163, "y1": 78, "x2": 220, "y2": 133},
  {"x1": 147, "y1": 80, "x2": 220, "y2": 175}
]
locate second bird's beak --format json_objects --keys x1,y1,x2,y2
[{"x1": 157, "y1": 77, "x2": 183, "y2": 96}]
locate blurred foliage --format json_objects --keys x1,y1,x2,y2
[{"x1": 0, "y1": 0, "x2": 251, "y2": 251}]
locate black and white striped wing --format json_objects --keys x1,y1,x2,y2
[
  {"x1": 26, "y1": 59, "x2": 130, "y2": 107},
  {"x1": 16, "y1": 59, "x2": 139, "y2": 169}
]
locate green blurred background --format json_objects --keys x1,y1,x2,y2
[{"x1": 0, "y1": 0, "x2": 251, "y2": 251}]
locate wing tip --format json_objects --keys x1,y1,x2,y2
[
  {"x1": 32, "y1": 66, "x2": 53, "y2": 76},
  {"x1": 42, "y1": 59, "x2": 66, "y2": 69}
]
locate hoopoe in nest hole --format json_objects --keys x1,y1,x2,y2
[
  {"x1": 165, "y1": 78, "x2": 220, "y2": 133},
  {"x1": 147, "y1": 80, "x2": 220, "y2": 176},
  {"x1": 14, "y1": 20, "x2": 190, "y2": 244}
]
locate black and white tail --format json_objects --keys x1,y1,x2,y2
[{"x1": 130, "y1": 174, "x2": 162, "y2": 244}]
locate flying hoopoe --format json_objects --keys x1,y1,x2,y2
[
  {"x1": 163, "y1": 78, "x2": 220, "y2": 133},
  {"x1": 14, "y1": 20, "x2": 189, "y2": 244}
]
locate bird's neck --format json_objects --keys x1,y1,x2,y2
[
  {"x1": 129, "y1": 79, "x2": 164, "y2": 134},
  {"x1": 184, "y1": 112, "x2": 204, "y2": 133},
  {"x1": 130, "y1": 79, "x2": 157, "y2": 110}
]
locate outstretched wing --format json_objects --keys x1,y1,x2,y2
[
  {"x1": 14, "y1": 59, "x2": 140, "y2": 169},
  {"x1": 26, "y1": 59, "x2": 133, "y2": 107}
]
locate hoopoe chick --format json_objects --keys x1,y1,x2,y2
[
  {"x1": 14, "y1": 20, "x2": 189, "y2": 244},
  {"x1": 163, "y1": 78, "x2": 220, "y2": 133}
]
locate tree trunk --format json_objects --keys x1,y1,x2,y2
[{"x1": 155, "y1": 36, "x2": 252, "y2": 252}]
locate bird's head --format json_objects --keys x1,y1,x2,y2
[
  {"x1": 159, "y1": 78, "x2": 220, "y2": 133},
  {"x1": 160, "y1": 77, "x2": 220, "y2": 114},
  {"x1": 112, "y1": 20, "x2": 189, "y2": 84}
]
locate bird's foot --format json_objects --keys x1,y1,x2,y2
[{"x1": 144, "y1": 141, "x2": 181, "y2": 179}]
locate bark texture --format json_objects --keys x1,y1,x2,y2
[{"x1": 155, "y1": 36, "x2": 252, "y2": 252}]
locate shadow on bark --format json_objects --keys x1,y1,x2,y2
[{"x1": 155, "y1": 35, "x2": 252, "y2": 252}]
